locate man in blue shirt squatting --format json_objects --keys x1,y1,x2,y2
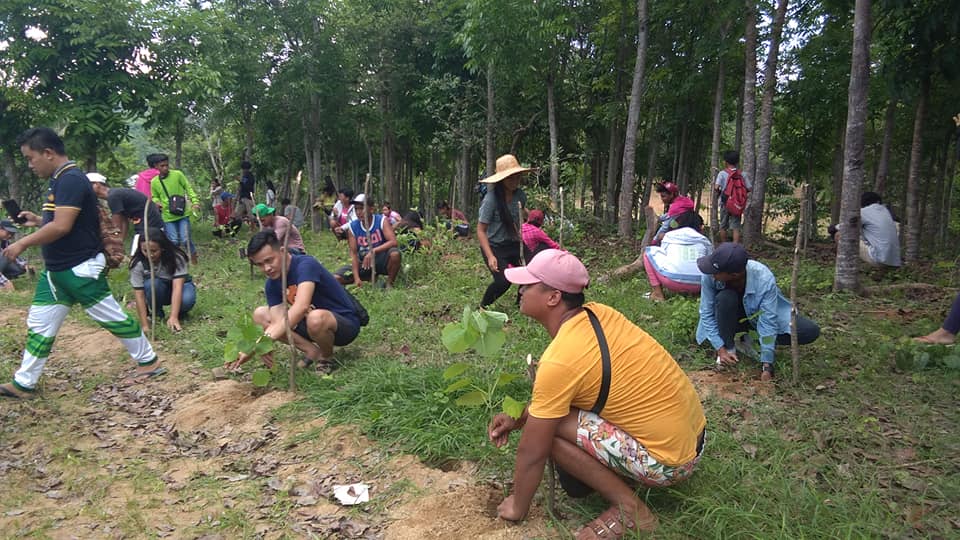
[
  {"x1": 228, "y1": 230, "x2": 363, "y2": 374},
  {"x1": 695, "y1": 242, "x2": 820, "y2": 381},
  {"x1": 1, "y1": 128, "x2": 162, "y2": 400}
]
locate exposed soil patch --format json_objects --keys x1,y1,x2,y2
[
  {"x1": 688, "y1": 367, "x2": 772, "y2": 403},
  {"x1": 0, "y1": 311, "x2": 553, "y2": 538}
]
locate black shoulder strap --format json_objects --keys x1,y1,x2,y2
[
  {"x1": 158, "y1": 177, "x2": 171, "y2": 199},
  {"x1": 583, "y1": 307, "x2": 611, "y2": 415}
]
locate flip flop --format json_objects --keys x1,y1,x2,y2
[
  {"x1": 0, "y1": 383, "x2": 36, "y2": 401},
  {"x1": 122, "y1": 366, "x2": 168, "y2": 386}
]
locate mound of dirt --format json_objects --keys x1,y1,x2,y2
[
  {"x1": 688, "y1": 368, "x2": 770, "y2": 402},
  {"x1": 168, "y1": 379, "x2": 295, "y2": 434},
  {"x1": 386, "y1": 484, "x2": 550, "y2": 540}
]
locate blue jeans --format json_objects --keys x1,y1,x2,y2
[
  {"x1": 142, "y1": 278, "x2": 196, "y2": 317},
  {"x1": 163, "y1": 218, "x2": 197, "y2": 255}
]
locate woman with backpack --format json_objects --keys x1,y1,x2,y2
[{"x1": 477, "y1": 154, "x2": 531, "y2": 308}]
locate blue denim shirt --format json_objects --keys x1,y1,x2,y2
[{"x1": 696, "y1": 260, "x2": 793, "y2": 364}]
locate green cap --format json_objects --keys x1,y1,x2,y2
[{"x1": 253, "y1": 203, "x2": 275, "y2": 217}]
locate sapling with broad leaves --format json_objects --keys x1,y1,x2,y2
[
  {"x1": 223, "y1": 313, "x2": 275, "y2": 387},
  {"x1": 440, "y1": 306, "x2": 526, "y2": 419}
]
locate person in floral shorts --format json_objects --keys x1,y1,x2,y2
[{"x1": 487, "y1": 249, "x2": 706, "y2": 539}]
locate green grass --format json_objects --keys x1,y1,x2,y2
[{"x1": 2, "y1": 218, "x2": 958, "y2": 538}]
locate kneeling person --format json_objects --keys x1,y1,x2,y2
[
  {"x1": 488, "y1": 249, "x2": 706, "y2": 537},
  {"x1": 232, "y1": 231, "x2": 361, "y2": 372},
  {"x1": 696, "y1": 242, "x2": 820, "y2": 381},
  {"x1": 334, "y1": 194, "x2": 401, "y2": 287}
]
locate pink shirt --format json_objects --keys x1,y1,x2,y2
[
  {"x1": 136, "y1": 168, "x2": 159, "y2": 198},
  {"x1": 522, "y1": 223, "x2": 560, "y2": 253},
  {"x1": 271, "y1": 215, "x2": 306, "y2": 252}
]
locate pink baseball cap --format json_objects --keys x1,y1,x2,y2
[{"x1": 504, "y1": 249, "x2": 589, "y2": 294}]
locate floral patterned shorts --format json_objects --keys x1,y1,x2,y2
[{"x1": 575, "y1": 410, "x2": 704, "y2": 487}]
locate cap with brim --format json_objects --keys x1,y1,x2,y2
[
  {"x1": 697, "y1": 242, "x2": 748, "y2": 275},
  {"x1": 504, "y1": 249, "x2": 589, "y2": 294},
  {"x1": 87, "y1": 172, "x2": 107, "y2": 185},
  {"x1": 253, "y1": 203, "x2": 275, "y2": 217},
  {"x1": 480, "y1": 154, "x2": 537, "y2": 184},
  {"x1": 351, "y1": 193, "x2": 367, "y2": 205},
  {"x1": 0, "y1": 220, "x2": 18, "y2": 233},
  {"x1": 220, "y1": 192, "x2": 235, "y2": 200}
]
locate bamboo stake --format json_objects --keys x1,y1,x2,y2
[
  {"x1": 143, "y1": 202, "x2": 156, "y2": 343},
  {"x1": 361, "y1": 173, "x2": 376, "y2": 286},
  {"x1": 282, "y1": 171, "x2": 304, "y2": 392},
  {"x1": 789, "y1": 183, "x2": 808, "y2": 384},
  {"x1": 558, "y1": 186, "x2": 565, "y2": 249}
]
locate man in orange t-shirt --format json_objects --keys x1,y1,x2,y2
[{"x1": 488, "y1": 249, "x2": 706, "y2": 539}]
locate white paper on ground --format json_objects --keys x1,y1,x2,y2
[{"x1": 332, "y1": 483, "x2": 370, "y2": 505}]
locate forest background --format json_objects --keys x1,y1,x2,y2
[{"x1": 2, "y1": 0, "x2": 959, "y2": 281}]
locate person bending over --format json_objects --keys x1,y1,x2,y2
[
  {"x1": 488, "y1": 249, "x2": 706, "y2": 538},
  {"x1": 696, "y1": 243, "x2": 820, "y2": 381},
  {"x1": 129, "y1": 228, "x2": 196, "y2": 333},
  {"x1": 643, "y1": 211, "x2": 713, "y2": 302}
]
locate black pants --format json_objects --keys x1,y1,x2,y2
[
  {"x1": 480, "y1": 242, "x2": 521, "y2": 308},
  {"x1": 715, "y1": 288, "x2": 820, "y2": 351}
]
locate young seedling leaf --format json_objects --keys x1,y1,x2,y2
[
  {"x1": 502, "y1": 395, "x2": 525, "y2": 420},
  {"x1": 241, "y1": 322, "x2": 262, "y2": 342},
  {"x1": 254, "y1": 338, "x2": 273, "y2": 355},
  {"x1": 441, "y1": 325, "x2": 472, "y2": 353},
  {"x1": 251, "y1": 369, "x2": 271, "y2": 387},
  {"x1": 472, "y1": 311, "x2": 489, "y2": 334},
  {"x1": 455, "y1": 390, "x2": 486, "y2": 407},
  {"x1": 223, "y1": 342, "x2": 238, "y2": 363},
  {"x1": 481, "y1": 310, "x2": 509, "y2": 329},
  {"x1": 442, "y1": 362, "x2": 471, "y2": 380},
  {"x1": 461, "y1": 305, "x2": 473, "y2": 330},
  {"x1": 495, "y1": 373, "x2": 521, "y2": 387},
  {"x1": 443, "y1": 378, "x2": 473, "y2": 394},
  {"x1": 474, "y1": 327, "x2": 507, "y2": 358},
  {"x1": 942, "y1": 354, "x2": 960, "y2": 370},
  {"x1": 237, "y1": 339, "x2": 256, "y2": 355}
]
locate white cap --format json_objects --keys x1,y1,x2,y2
[
  {"x1": 87, "y1": 172, "x2": 107, "y2": 185},
  {"x1": 351, "y1": 193, "x2": 367, "y2": 204}
]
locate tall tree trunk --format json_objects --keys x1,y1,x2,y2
[
  {"x1": 174, "y1": 118, "x2": 184, "y2": 169},
  {"x1": 834, "y1": 0, "x2": 871, "y2": 293},
  {"x1": 740, "y1": 0, "x2": 758, "y2": 243},
  {"x1": 243, "y1": 110, "x2": 254, "y2": 162},
  {"x1": 904, "y1": 76, "x2": 929, "y2": 263},
  {"x1": 676, "y1": 121, "x2": 689, "y2": 192},
  {"x1": 3, "y1": 148, "x2": 21, "y2": 201},
  {"x1": 547, "y1": 72, "x2": 560, "y2": 206},
  {"x1": 873, "y1": 99, "x2": 896, "y2": 194},
  {"x1": 592, "y1": 153, "x2": 604, "y2": 218},
  {"x1": 485, "y1": 61, "x2": 496, "y2": 177},
  {"x1": 744, "y1": 0, "x2": 789, "y2": 247},
  {"x1": 734, "y1": 96, "x2": 743, "y2": 153},
  {"x1": 605, "y1": 122, "x2": 622, "y2": 224},
  {"x1": 617, "y1": 0, "x2": 649, "y2": 237},
  {"x1": 830, "y1": 130, "x2": 845, "y2": 225},
  {"x1": 709, "y1": 55, "x2": 725, "y2": 242}
]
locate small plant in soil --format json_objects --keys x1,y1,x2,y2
[
  {"x1": 223, "y1": 313, "x2": 275, "y2": 387},
  {"x1": 441, "y1": 306, "x2": 526, "y2": 419}
]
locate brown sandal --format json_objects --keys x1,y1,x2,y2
[{"x1": 575, "y1": 507, "x2": 636, "y2": 540}]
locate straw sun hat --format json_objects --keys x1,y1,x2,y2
[{"x1": 480, "y1": 154, "x2": 537, "y2": 184}]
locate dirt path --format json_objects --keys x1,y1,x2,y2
[{"x1": 0, "y1": 312, "x2": 552, "y2": 539}]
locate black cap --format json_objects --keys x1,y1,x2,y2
[
  {"x1": 697, "y1": 242, "x2": 748, "y2": 274},
  {"x1": 0, "y1": 220, "x2": 18, "y2": 234}
]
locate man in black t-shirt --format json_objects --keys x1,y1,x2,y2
[
  {"x1": 227, "y1": 230, "x2": 362, "y2": 374},
  {"x1": 0, "y1": 128, "x2": 162, "y2": 400},
  {"x1": 235, "y1": 160, "x2": 256, "y2": 227},
  {"x1": 88, "y1": 173, "x2": 163, "y2": 239}
]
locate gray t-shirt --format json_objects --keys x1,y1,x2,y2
[
  {"x1": 108, "y1": 188, "x2": 163, "y2": 232},
  {"x1": 129, "y1": 253, "x2": 190, "y2": 289},
  {"x1": 860, "y1": 203, "x2": 901, "y2": 267},
  {"x1": 478, "y1": 188, "x2": 526, "y2": 246}
]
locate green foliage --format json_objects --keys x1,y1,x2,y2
[
  {"x1": 440, "y1": 307, "x2": 525, "y2": 419},
  {"x1": 894, "y1": 340, "x2": 960, "y2": 372},
  {"x1": 222, "y1": 313, "x2": 274, "y2": 366}
]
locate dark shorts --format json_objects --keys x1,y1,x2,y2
[
  {"x1": 294, "y1": 310, "x2": 360, "y2": 346},
  {"x1": 335, "y1": 248, "x2": 400, "y2": 281}
]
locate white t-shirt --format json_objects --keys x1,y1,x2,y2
[{"x1": 860, "y1": 203, "x2": 901, "y2": 267}]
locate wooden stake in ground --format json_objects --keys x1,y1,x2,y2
[
  {"x1": 558, "y1": 186, "x2": 565, "y2": 249},
  {"x1": 143, "y1": 202, "x2": 156, "y2": 343},
  {"x1": 789, "y1": 183, "x2": 808, "y2": 384},
  {"x1": 281, "y1": 171, "x2": 304, "y2": 392}
]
